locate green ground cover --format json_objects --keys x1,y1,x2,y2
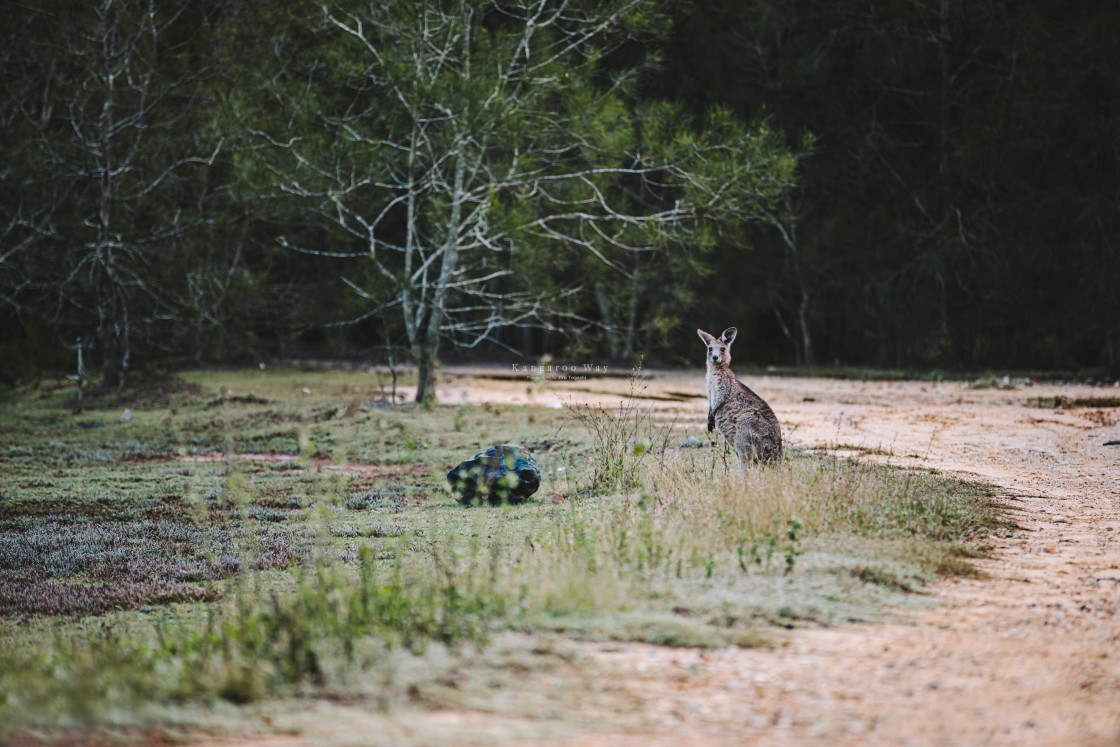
[{"x1": 0, "y1": 368, "x2": 1005, "y2": 739}]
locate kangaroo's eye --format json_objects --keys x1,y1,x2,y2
[{"x1": 720, "y1": 347, "x2": 726, "y2": 352}]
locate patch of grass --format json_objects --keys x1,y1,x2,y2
[
  {"x1": 0, "y1": 554, "x2": 503, "y2": 723},
  {"x1": 758, "y1": 366, "x2": 948, "y2": 381},
  {"x1": 537, "y1": 611, "x2": 772, "y2": 648},
  {"x1": 946, "y1": 542, "x2": 990, "y2": 559},
  {"x1": 329, "y1": 522, "x2": 410, "y2": 539},
  {"x1": 1032, "y1": 395, "x2": 1120, "y2": 409},
  {"x1": 935, "y1": 555, "x2": 986, "y2": 579},
  {"x1": 845, "y1": 565, "x2": 920, "y2": 593},
  {"x1": 756, "y1": 365, "x2": 1118, "y2": 386},
  {"x1": 827, "y1": 443, "x2": 893, "y2": 456},
  {"x1": 0, "y1": 365, "x2": 1007, "y2": 736},
  {"x1": 345, "y1": 488, "x2": 407, "y2": 511},
  {"x1": 493, "y1": 448, "x2": 1001, "y2": 642},
  {"x1": 966, "y1": 375, "x2": 1020, "y2": 390},
  {"x1": 0, "y1": 517, "x2": 299, "y2": 615}
]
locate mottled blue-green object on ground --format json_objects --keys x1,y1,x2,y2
[{"x1": 447, "y1": 444, "x2": 541, "y2": 505}]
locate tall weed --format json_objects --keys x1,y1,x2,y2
[{"x1": 563, "y1": 363, "x2": 675, "y2": 494}]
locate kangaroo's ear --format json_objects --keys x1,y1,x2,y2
[
  {"x1": 697, "y1": 329, "x2": 716, "y2": 345},
  {"x1": 720, "y1": 327, "x2": 738, "y2": 345}
]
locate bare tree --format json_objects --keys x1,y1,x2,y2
[
  {"x1": 11, "y1": 0, "x2": 219, "y2": 388},
  {"x1": 249, "y1": 0, "x2": 794, "y2": 402},
  {"x1": 761, "y1": 188, "x2": 815, "y2": 367}
]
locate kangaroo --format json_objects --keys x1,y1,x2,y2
[{"x1": 697, "y1": 327, "x2": 783, "y2": 468}]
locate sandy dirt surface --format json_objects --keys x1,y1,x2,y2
[
  {"x1": 190, "y1": 367, "x2": 1119, "y2": 746},
  {"x1": 436, "y1": 368, "x2": 1120, "y2": 746}
]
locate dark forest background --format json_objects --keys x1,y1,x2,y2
[{"x1": 3, "y1": 0, "x2": 1118, "y2": 390}]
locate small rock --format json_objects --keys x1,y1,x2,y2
[
  {"x1": 121, "y1": 409, "x2": 132, "y2": 422},
  {"x1": 682, "y1": 436, "x2": 701, "y2": 448},
  {"x1": 447, "y1": 444, "x2": 541, "y2": 506}
]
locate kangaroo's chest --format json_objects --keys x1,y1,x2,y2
[
  {"x1": 706, "y1": 375, "x2": 719, "y2": 404},
  {"x1": 706, "y1": 369, "x2": 732, "y2": 405},
  {"x1": 707, "y1": 374, "x2": 738, "y2": 439}
]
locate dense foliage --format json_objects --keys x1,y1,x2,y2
[{"x1": 3, "y1": 0, "x2": 1117, "y2": 382}]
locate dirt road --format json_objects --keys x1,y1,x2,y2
[
  {"x1": 452, "y1": 370, "x2": 1118, "y2": 746},
  {"x1": 197, "y1": 369, "x2": 1120, "y2": 746}
]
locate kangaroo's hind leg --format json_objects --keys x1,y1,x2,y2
[{"x1": 734, "y1": 430, "x2": 758, "y2": 473}]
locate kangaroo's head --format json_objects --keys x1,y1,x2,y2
[{"x1": 697, "y1": 327, "x2": 737, "y2": 366}]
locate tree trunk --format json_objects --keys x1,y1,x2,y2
[
  {"x1": 413, "y1": 145, "x2": 466, "y2": 404},
  {"x1": 782, "y1": 190, "x2": 815, "y2": 367},
  {"x1": 797, "y1": 291, "x2": 814, "y2": 367},
  {"x1": 411, "y1": 5, "x2": 472, "y2": 405},
  {"x1": 595, "y1": 283, "x2": 619, "y2": 358},
  {"x1": 414, "y1": 342, "x2": 437, "y2": 405},
  {"x1": 622, "y1": 256, "x2": 640, "y2": 361},
  {"x1": 100, "y1": 320, "x2": 120, "y2": 390},
  {"x1": 773, "y1": 306, "x2": 801, "y2": 367},
  {"x1": 96, "y1": 1, "x2": 120, "y2": 391},
  {"x1": 938, "y1": 0, "x2": 953, "y2": 224},
  {"x1": 520, "y1": 326, "x2": 534, "y2": 356}
]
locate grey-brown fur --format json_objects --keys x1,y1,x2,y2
[{"x1": 697, "y1": 326, "x2": 783, "y2": 468}]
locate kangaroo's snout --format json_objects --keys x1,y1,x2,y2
[{"x1": 706, "y1": 343, "x2": 730, "y2": 366}]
